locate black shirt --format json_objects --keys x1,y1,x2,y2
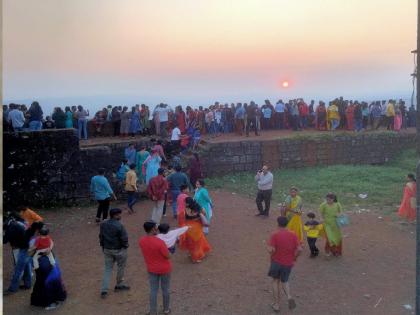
[{"x1": 99, "y1": 218, "x2": 129, "y2": 250}]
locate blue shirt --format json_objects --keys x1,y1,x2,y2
[
  {"x1": 8, "y1": 109, "x2": 25, "y2": 128},
  {"x1": 90, "y1": 175, "x2": 114, "y2": 200},
  {"x1": 235, "y1": 107, "x2": 245, "y2": 119},
  {"x1": 275, "y1": 102, "x2": 285, "y2": 113},
  {"x1": 263, "y1": 108, "x2": 272, "y2": 118}
]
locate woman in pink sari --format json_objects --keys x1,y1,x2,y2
[
  {"x1": 393, "y1": 106, "x2": 402, "y2": 132},
  {"x1": 398, "y1": 174, "x2": 416, "y2": 221}
]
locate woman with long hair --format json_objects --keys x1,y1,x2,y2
[
  {"x1": 398, "y1": 174, "x2": 416, "y2": 221},
  {"x1": 319, "y1": 192, "x2": 343, "y2": 257},
  {"x1": 194, "y1": 179, "x2": 213, "y2": 234},
  {"x1": 142, "y1": 148, "x2": 162, "y2": 185},
  {"x1": 64, "y1": 106, "x2": 73, "y2": 128},
  {"x1": 120, "y1": 106, "x2": 131, "y2": 137},
  {"x1": 136, "y1": 146, "x2": 150, "y2": 184},
  {"x1": 129, "y1": 106, "x2": 142, "y2": 137},
  {"x1": 27, "y1": 101, "x2": 44, "y2": 131},
  {"x1": 179, "y1": 197, "x2": 211, "y2": 263},
  {"x1": 283, "y1": 187, "x2": 303, "y2": 243}
]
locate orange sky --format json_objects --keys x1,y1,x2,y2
[{"x1": 3, "y1": 0, "x2": 417, "y2": 109}]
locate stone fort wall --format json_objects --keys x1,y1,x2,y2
[{"x1": 3, "y1": 130, "x2": 416, "y2": 210}]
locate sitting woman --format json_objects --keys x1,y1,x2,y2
[
  {"x1": 282, "y1": 187, "x2": 303, "y2": 243},
  {"x1": 179, "y1": 197, "x2": 211, "y2": 263},
  {"x1": 319, "y1": 192, "x2": 343, "y2": 257}
]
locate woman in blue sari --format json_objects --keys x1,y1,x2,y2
[
  {"x1": 31, "y1": 255, "x2": 66, "y2": 310},
  {"x1": 143, "y1": 149, "x2": 162, "y2": 185},
  {"x1": 194, "y1": 179, "x2": 213, "y2": 234},
  {"x1": 135, "y1": 146, "x2": 150, "y2": 184},
  {"x1": 129, "y1": 106, "x2": 142, "y2": 136}
]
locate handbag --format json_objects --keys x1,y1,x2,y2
[{"x1": 336, "y1": 214, "x2": 350, "y2": 227}]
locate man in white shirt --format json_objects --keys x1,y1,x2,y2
[
  {"x1": 8, "y1": 104, "x2": 26, "y2": 131},
  {"x1": 255, "y1": 165, "x2": 274, "y2": 217},
  {"x1": 275, "y1": 100, "x2": 285, "y2": 129},
  {"x1": 171, "y1": 125, "x2": 181, "y2": 151},
  {"x1": 154, "y1": 104, "x2": 172, "y2": 137}
]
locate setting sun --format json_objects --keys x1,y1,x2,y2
[{"x1": 282, "y1": 81, "x2": 289, "y2": 88}]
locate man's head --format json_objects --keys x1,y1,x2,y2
[
  {"x1": 277, "y1": 216, "x2": 288, "y2": 228},
  {"x1": 98, "y1": 168, "x2": 106, "y2": 176},
  {"x1": 143, "y1": 220, "x2": 158, "y2": 235},
  {"x1": 109, "y1": 208, "x2": 122, "y2": 220},
  {"x1": 158, "y1": 168, "x2": 165, "y2": 175},
  {"x1": 180, "y1": 184, "x2": 188, "y2": 193},
  {"x1": 129, "y1": 164, "x2": 136, "y2": 170},
  {"x1": 175, "y1": 165, "x2": 182, "y2": 172}
]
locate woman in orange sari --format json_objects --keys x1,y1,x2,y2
[
  {"x1": 345, "y1": 103, "x2": 355, "y2": 130},
  {"x1": 398, "y1": 174, "x2": 416, "y2": 221},
  {"x1": 179, "y1": 197, "x2": 211, "y2": 263}
]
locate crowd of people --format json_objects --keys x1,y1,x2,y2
[
  {"x1": 4, "y1": 98, "x2": 416, "y2": 140},
  {"x1": 3, "y1": 121, "x2": 416, "y2": 313}
]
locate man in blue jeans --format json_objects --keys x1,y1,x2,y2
[
  {"x1": 3, "y1": 214, "x2": 42, "y2": 295},
  {"x1": 139, "y1": 221, "x2": 172, "y2": 315},
  {"x1": 166, "y1": 165, "x2": 192, "y2": 219}
]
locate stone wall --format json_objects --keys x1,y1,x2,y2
[
  {"x1": 200, "y1": 133, "x2": 417, "y2": 176},
  {"x1": 3, "y1": 130, "x2": 416, "y2": 210}
]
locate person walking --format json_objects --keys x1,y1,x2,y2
[
  {"x1": 91, "y1": 168, "x2": 117, "y2": 223},
  {"x1": 147, "y1": 168, "x2": 169, "y2": 224},
  {"x1": 166, "y1": 165, "x2": 192, "y2": 219},
  {"x1": 255, "y1": 165, "x2": 274, "y2": 217},
  {"x1": 99, "y1": 208, "x2": 130, "y2": 298},
  {"x1": 267, "y1": 216, "x2": 302, "y2": 312},
  {"x1": 139, "y1": 221, "x2": 172, "y2": 315},
  {"x1": 125, "y1": 164, "x2": 138, "y2": 213}
]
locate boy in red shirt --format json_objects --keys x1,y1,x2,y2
[
  {"x1": 139, "y1": 221, "x2": 172, "y2": 315},
  {"x1": 31, "y1": 226, "x2": 55, "y2": 269},
  {"x1": 267, "y1": 216, "x2": 302, "y2": 312}
]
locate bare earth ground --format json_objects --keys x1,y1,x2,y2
[
  {"x1": 3, "y1": 190, "x2": 416, "y2": 315},
  {"x1": 80, "y1": 128, "x2": 416, "y2": 147}
]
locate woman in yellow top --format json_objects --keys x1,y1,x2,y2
[
  {"x1": 319, "y1": 192, "x2": 343, "y2": 257},
  {"x1": 327, "y1": 103, "x2": 340, "y2": 130},
  {"x1": 283, "y1": 187, "x2": 304, "y2": 243}
]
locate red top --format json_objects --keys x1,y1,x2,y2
[
  {"x1": 147, "y1": 175, "x2": 169, "y2": 201},
  {"x1": 35, "y1": 236, "x2": 53, "y2": 250},
  {"x1": 269, "y1": 229, "x2": 299, "y2": 267},
  {"x1": 298, "y1": 103, "x2": 309, "y2": 116},
  {"x1": 139, "y1": 235, "x2": 172, "y2": 274}
]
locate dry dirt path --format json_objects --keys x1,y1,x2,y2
[{"x1": 3, "y1": 190, "x2": 416, "y2": 315}]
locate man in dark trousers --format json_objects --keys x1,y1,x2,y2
[
  {"x1": 99, "y1": 208, "x2": 130, "y2": 299},
  {"x1": 139, "y1": 221, "x2": 172, "y2": 315},
  {"x1": 255, "y1": 165, "x2": 274, "y2": 216}
]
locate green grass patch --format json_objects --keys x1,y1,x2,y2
[{"x1": 207, "y1": 149, "x2": 417, "y2": 213}]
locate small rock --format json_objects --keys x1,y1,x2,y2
[
  {"x1": 403, "y1": 304, "x2": 413, "y2": 310},
  {"x1": 364, "y1": 294, "x2": 371, "y2": 299}
]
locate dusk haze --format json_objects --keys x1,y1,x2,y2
[{"x1": 4, "y1": 0, "x2": 417, "y2": 113}]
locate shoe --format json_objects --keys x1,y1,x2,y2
[
  {"x1": 19, "y1": 285, "x2": 31, "y2": 290},
  {"x1": 95, "y1": 218, "x2": 101, "y2": 223},
  {"x1": 45, "y1": 302, "x2": 59, "y2": 310},
  {"x1": 100, "y1": 291, "x2": 108, "y2": 299},
  {"x1": 3, "y1": 290, "x2": 16, "y2": 296},
  {"x1": 288, "y1": 298, "x2": 296, "y2": 310},
  {"x1": 114, "y1": 284, "x2": 130, "y2": 291},
  {"x1": 163, "y1": 309, "x2": 171, "y2": 314},
  {"x1": 255, "y1": 213, "x2": 263, "y2": 216}
]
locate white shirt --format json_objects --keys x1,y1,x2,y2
[
  {"x1": 155, "y1": 107, "x2": 170, "y2": 122},
  {"x1": 171, "y1": 127, "x2": 181, "y2": 140},
  {"x1": 255, "y1": 171, "x2": 273, "y2": 190},
  {"x1": 157, "y1": 226, "x2": 189, "y2": 248},
  {"x1": 8, "y1": 109, "x2": 25, "y2": 128}
]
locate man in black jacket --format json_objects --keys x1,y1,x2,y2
[
  {"x1": 3, "y1": 213, "x2": 42, "y2": 294},
  {"x1": 99, "y1": 208, "x2": 130, "y2": 298}
]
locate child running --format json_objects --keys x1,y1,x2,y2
[
  {"x1": 156, "y1": 223, "x2": 189, "y2": 254},
  {"x1": 303, "y1": 212, "x2": 323, "y2": 258}
]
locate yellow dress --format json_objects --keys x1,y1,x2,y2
[{"x1": 285, "y1": 195, "x2": 304, "y2": 242}]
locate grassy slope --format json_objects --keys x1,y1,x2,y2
[{"x1": 207, "y1": 149, "x2": 417, "y2": 215}]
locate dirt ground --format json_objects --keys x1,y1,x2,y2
[
  {"x1": 3, "y1": 190, "x2": 416, "y2": 315},
  {"x1": 80, "y1": 128, "x2": 416, "y2": 147}
]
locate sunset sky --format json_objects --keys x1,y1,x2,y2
[{"x1": 3, "y1": 0, "x2": 417, "y2": 113}]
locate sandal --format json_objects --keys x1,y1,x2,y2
[
  {"x1": 288, "y1": 298, "x2": 296, "y2": 310},
  {"x1": 271, "y1": 303, "x2": 280, "y2": 312}
]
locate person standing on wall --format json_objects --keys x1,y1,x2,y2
[
  {"x1": 91, "y1": 168, "x2": 117, "y2": 223},
  {"x1": 255, "y1": 165, "x2": 274, "y2": 217},
  {"x1": 147, "y1": 168, "x2": 169, "y2": 224},
  {"x1": 99, "y1": 208, "x2": 130, "y2": 299}
]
